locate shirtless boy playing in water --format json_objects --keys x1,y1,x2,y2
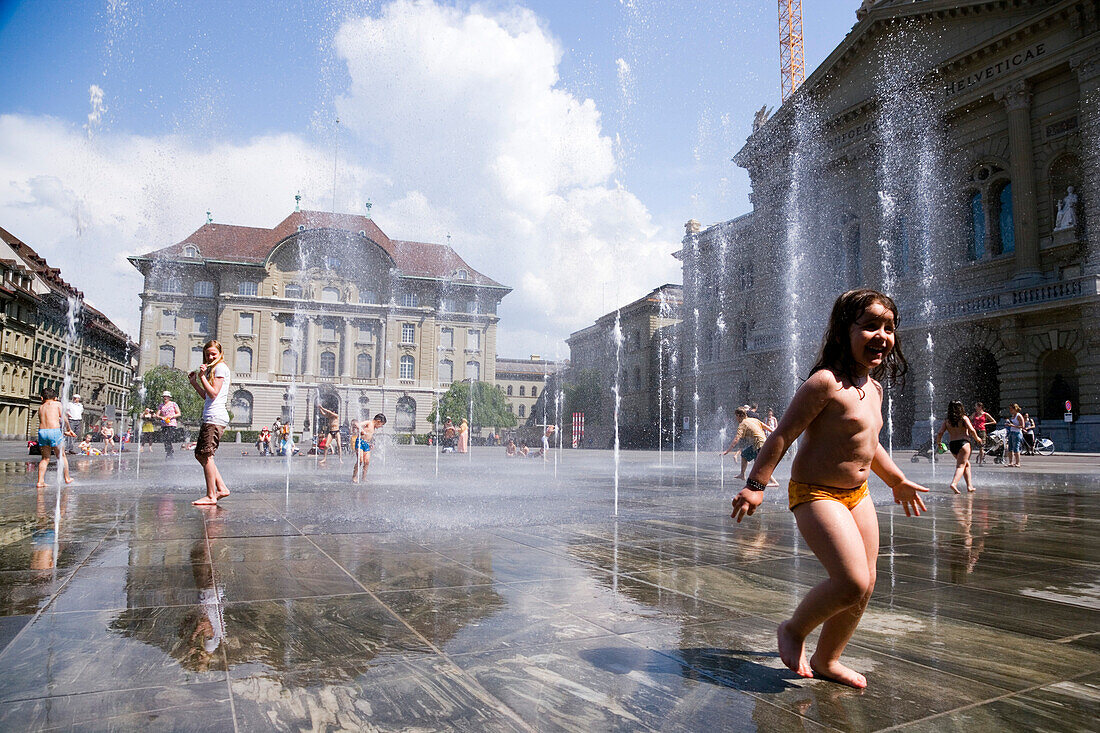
[
  {"x1": 731, "y1": 289, "x2": 929, "y2": 688},
  {"x1": 351, "y1": 413, "x2": 387, "y2": 483},
  {"x1": 317, "y1": 404, "x2": 343, "y2": 466},
  {"x1": 36, "y1": 387, "x2": 76, "y2": 488}
]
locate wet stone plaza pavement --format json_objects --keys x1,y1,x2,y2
[{"x1": 0, "y1": 445, "x2": 1097, "y2": 731}]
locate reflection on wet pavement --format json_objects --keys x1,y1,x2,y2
[{"x1": 0, "y1": 449, "x2": 1096, "y2": 730}]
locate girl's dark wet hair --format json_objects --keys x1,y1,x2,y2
[
  {"x1": 947, "y1": 400, "x2": 964, "y2": 427},
  {"x1": 809, "y1": 289, "x2": 908, "y2": 387}
]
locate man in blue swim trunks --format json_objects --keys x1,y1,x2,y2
[
  {"x1": 36, "y1": 387, "x2": 76, "y2": 488},
  {"x1": 351, "y1": 413, "x2": 387, "y2": 483}
]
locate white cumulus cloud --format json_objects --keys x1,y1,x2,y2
[{"x1": 0, "y1": 0, "x2": 679, "y2": 356}]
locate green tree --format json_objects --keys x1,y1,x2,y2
[
  {"x1": 564, "y1": 368, "x2": 603, "y2": 425},
  {"x1": 130, "y1": 366, "x2": 203, "y2": 422},
  {"x1": 428, "y1": 381, "x2": 516, "y2": 430}
]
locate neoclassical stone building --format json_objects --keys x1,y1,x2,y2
[
  {"x1": 685, "y1": 0, "x2": 1100, "y2": 449},
  {"x1": 567, "y1": 284, "x2": 682, "y2": 448},
  {"x1": 129, "y1": 210, "x2": 509, "y2": 434}
]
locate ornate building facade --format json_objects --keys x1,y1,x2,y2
[
  {"x1": 0, "y1": 227, "x2": 134, "y2": 437},
  {"x1": 567, "y1": 284, "x2": 682, "y2": 448},
  {"x1": 495, "y1": 356, "x2": 561, "y2": 422},
  {"x1": 684, "y1": 0, "x2": 1100, "y2": 449},
  {"x1": 129, "y1": 210, "x2": 510, "y2": 434}
]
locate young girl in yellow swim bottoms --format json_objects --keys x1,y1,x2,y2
[{"x1": 730, "y1": 289, "x2": 929, "y2": 689}]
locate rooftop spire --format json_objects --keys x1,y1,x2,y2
[
  {"x1": 365, "y1": 199, "x2": 372, "y2": 219},
  {"x1": 206, "y1": 211, "x2": 213, "y2": 224},
  {"x1": 294, "y1": 191, "x2": 301, "y2": 212}
]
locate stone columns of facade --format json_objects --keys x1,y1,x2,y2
[
  {"x1": 1071, "y1": 51, "x2": 1100, "y2": 276},
  {"x1": 995, "y1": 80, "x2": 1041, "y2": 281},
  {"x1": 341, "y1": 319, "x2": 353, "y2": 378},
  {"x1": 301, "y1": 316, "x2": 314, "y2": 377},
  {"x1": 268, "y1": 312, "x2": 280, "y2": 377},
  {"x1": 379, "y1": 319, "x2": 388, "y2": 379}
]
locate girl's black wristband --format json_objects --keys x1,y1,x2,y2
[{"x1": 745, "y1": 478, "x2": 767, "y2": 492}]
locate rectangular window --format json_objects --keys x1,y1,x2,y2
[
  {"x1": 237, "y1": 312, "x2": 254, "y2": 334},
  {"x1": 402, "y1": 292, "x2": 419, "y2": 307},
  {"x1": 357, "y1": 323, "x2": 373, "y2": 342},
  {"x1": 323, "y1": 256, "x2": 341, "y2": 270},
  {"x1": 401, "y1": 323, "x2": 415, "y2": 344},
  {"x1": 467, "y1": 329, "x2": 481, "y2": 351},
  {"x1": 284, "y1": 322, "x2": 299, "y2": 340},
  {"x1": 193, "y1": 280, "x2": 214, "y2": 297},
  {"x1": 440, "y1": 327, "x2": 453, "y2": 348},
  {"x1": 237, "y1": 281, "x2": 258, "y2": 296},
  {"x1": 166, "y1": 277, "x2": 182, "y2": 293},
  {"x1": 193, "y1": 312, "x2": 210, "y2": 335},
  {"x1": 189, "y1": 346, "x2": 203, "y2": 370},
  {"x1": 161, "y1": 310, "x2": 176, "y2": 332},
  {"x1": 321, "y1": 322, "x2": 337, "y2": 341},
  {"x1": 359, "y1": 290, "x2": 376, "y2": 304}
]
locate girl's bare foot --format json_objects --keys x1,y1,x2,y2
[
  {"x1": 809, "y1": 655, "x2": 867, "y2": 688},
  {"x1": 216, "y1": 489, "x2": 229, "y2": 499},
  {"x1": 967, "y1": 486, "x2": 976, "y2": 492},
  {"x1": 950, "y1": 484, "x2": 960, "y2": 494},
  {"x1": 734, "y1": 474, "x2": 746, "y2": 480},
  {"x1": 192, "y1": 497, "x2": 218, "y2": 506},
  {"x1": 35, "y1": 483, "x2": 46, "y2": 488},
  {"x1": 64, "y1": 478, "x2": 74, "y2": 485},
  {"x1": 777, "y1": 621, "x2": 812, "y2": 678}
]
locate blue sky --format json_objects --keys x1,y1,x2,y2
[{"x1": 0, "y1": 0, "x2": 859, "y2": 354}]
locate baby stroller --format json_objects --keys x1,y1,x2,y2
[{"x1": 985, "y1": 428, "x2": 1007, "y2": 464}]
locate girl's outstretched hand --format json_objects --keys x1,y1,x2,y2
[
  {"x1": 892, "y1": 479, "x2": 929, "y2": 516},
  {"x1": 731, "y1": 487, "x2": 764, "y2": 523}
]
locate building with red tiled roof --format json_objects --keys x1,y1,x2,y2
[{"x1": 128, "y1": 210, "x2": 511, "y2": 435}]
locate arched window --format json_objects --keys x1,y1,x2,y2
[
  {"x1": 531, "y1": 386, "x2": 537, "y2": 398},
  {"x1": 399, "y1": 355, "x2": 415, "y2": 380},
  {"x1": 319, "y1": 351, "x2": 336, "y2": 377},
  {"x1": 967, "y1": 191, "x2": 985, "y2": 261},
  {"x1": 359, "y1": 290, "x2": 376, "y2": 304},
  {"x1": 166, "y1": 277, "x2": 182, "y2": 293},
  {"x1": 507, "y1": 385, "x2": 513, "y2": 395},
  {"x1": 465, "y1": 361, "x2": 480, "y2": 381},
  {"x1": 356, "y1": 353, "x2": 373, "y2": 379},
  {"x1": 281, "y1": 348, "x2": 299, "y2": 374},
  {"x1": 235, "y1": 347, "x2": 252, "y2": 374},
  {"x1": 183, "y1": 244, "x2": 200, "y2": 258},
  {"x1": 321, "y1": 287, "x2": 340, "y2": 303},
  {"x1": 158, "y1": 345, "x2": 175, "y2": 367},
  {"x1": 285, "y1": 283, "x2": 303, "y2": 299},
  {"x1": 237, "y1": 281, "x2": 258, "y2": 296},
  {"x1": 438, "y1": 359, "x2": 453, "y2": 383},
  {"x1": 519, "y1": 386, "x2": 525, "y2": 396},
  {"x1": 994, "y1": 182, "x2": 1015, "y2": 255},
  {"x1": 455, "y1": 269, "x2": 469, "y2": 280},
  {"x1": 396, "y1": 396, "x2": 416, "y2": 432},
  {"x1": 519, "y1": 405, "x2": 526, "y2": 417},
  {"x1": 357, "y1": 395, "x2": 371, "y2": 419},
  {"x1": 230, "y1": 390, "x2": 253, "y2": 425}
]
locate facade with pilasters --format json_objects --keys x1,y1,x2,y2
[
  {"x1": 684, "y1": 0, "x2": 1100, "y2": 449},
  {"x1": 129, "y1": 210, "x2": 510, "y2": 435}
]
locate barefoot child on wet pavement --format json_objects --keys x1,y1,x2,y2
[
  {"x1": 36, "y1": 387, "x2": 76, "y2": 488},
  {"x1": 731, "y1": 289, "x2": 929, "y2": 689},
  {"x1": 189, "y1": 340, "x2": 231, "y2": 506},
  {"x1": 351, "y1": 413, "x2": 387, "y2": 483}
]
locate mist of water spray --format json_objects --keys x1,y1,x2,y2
[{"x1": 612, "y1": 310, "x2": 623, "y2": 516}]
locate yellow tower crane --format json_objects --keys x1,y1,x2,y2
[{"x1": 778, "y1": 0, "x2": 806, "y2": 101}]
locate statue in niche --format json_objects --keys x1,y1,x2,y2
[
  {"x1": 752, "y1": 105, "x2": 773, "y2": 134},
  {"x1": 1054, "y1": 186, "x2": 1079, "y2": 231}
]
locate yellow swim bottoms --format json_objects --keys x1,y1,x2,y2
[{"x1": 788, "y1": 480, "x2": 870, "y2": 512}]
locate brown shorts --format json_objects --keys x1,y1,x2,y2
[{"x1": 196, "y1": 423, "x2": 224, "y2": 458}]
